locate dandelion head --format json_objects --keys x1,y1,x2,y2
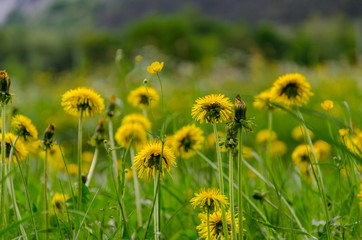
[
  {"x1": 256, "y1": 129, "x2": 277, "y2": 145},
  {"x1": 61, "y1": 87, "x2": 105, "y2": 117},
  {"x1": 270, "y1": 141, "x2": 287, "y2": 157},
  {"x1": 253, "y1": 89, "x2": 275, "y2": 111},
  {"x1": 321, "y1": 100, "x2": 334, "y2": 111},
  {"x1": 1, "y1": 132, "x2": 28, "y2": 162},
  {"x1": 192, "y1": 94, "x2": 233, "y2": 124},
  {"x1": 51, "y1": 193, "x2": 69, "y2": 213},
  {"x1": 115, "y1": 123, "x2": 147, "y2": 149},
  {"x1": 292, "y1": 144, "x2": 320, "y2": 175},
  {"x1": 11, "y1": 114, "x2": 38, "y2": 141},
  {"x1": 127, "y1": 86, "x2": 159, "y2": 109},
  {"x1": 122, "y1": 113, "x2": 151, "y2": 130},
  {"x1": 291, "y1": 126, "x2": 314, "y2": 142},
  {"x1": 173, "y1": 124, "x2": 204, "y2": 159},
  {"x1": 190, "y1": 188, "x2": 228, "y2": 213},
  {"x1": 313, "y1": 140, "x2": 331, "y2": 160}
]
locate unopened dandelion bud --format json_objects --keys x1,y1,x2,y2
[
  {"x1": 0, "y1": 70, "x2": 10, "y2": 94},
  {"x1": 43, "y1": 123, "x2": 55, "y2": 149},
  {"x1": 143, "y1": 79, "x2": 148, "y2": 85},
  {"x1": 90, "y1": 119, "x2": 106, "y2": 147},
  {"x1": 107, "y1": 95, "x2": 117, "y2": 118},
  {"x1": 235, "y1": 94, "x2": 247, "y2": 122}
]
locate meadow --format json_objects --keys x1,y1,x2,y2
[{"x1": 0, "y1": 45, "x2": 361, "y2": 240}]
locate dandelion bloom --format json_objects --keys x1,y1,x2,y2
[
  {"x1": 61, "y1": 87, "x2": 105, "y2": 117},
  {"x1": 313, "y1": 140, "x2": 331, "y2": 160},
  {"x1": 291, "y1": 126, "x2": 314, "y2": 142},
  {"x1": 197, "y1": 210, "x2": 242, "y2": 240},
  {"x1": 270, "y1": 141, "x2": 287, "y2": 157},
  {"x1": 115, "y1": 123, "x2": 147, "y2": 149},
  {"x1": 147, "y1": 61, "x2": 164, "y2": 74},
  {"x1": 292, "y1": 144, "x2": 320, "y2": 175},
  {"x1": 253, "y1": 89, "x2": 275, "y2": 111},
  {"x1": 0, "y1": 132, "x2": 28, "y2": 162},
  {"x1": 270, "y1": 73, "x2": 313, "y2": 106},
  {"x1": 173, "y1": 124, "x2": 204, "y2": 159},
  {"x1": 122, "y1": 113, "x2": 151, "y2": 130},
  {"x1": 192, "y1": 94, "x2": 233, "y2": 124},
  {"x1": 256, "y1": 129, "x2": 277, "y2": 145},
  {"x1": 190, "y1": 188, "x2": 228, "y2": 213},
  {"x1": 127, "y1": 86, "x2": 159, "y2": 109},
  {"x1": 51, "y1": 193, "x2": 69, "y2": 213},
  {"x1": 132, "y1": 140, "x2": 176, "y2": 180},
  {"x1": 11, "y1": 114, "x2": 38, "y2": 141},
  {"x1": 339, "y1": 128, "x2": 349, "y2": 137},
  {"x1": 321, "y1": 100, "x2": 334, "y2": 111}
]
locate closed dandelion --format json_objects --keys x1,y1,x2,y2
[{"x1": 173, "y1": 124, "x2": 204, "y2": 159}]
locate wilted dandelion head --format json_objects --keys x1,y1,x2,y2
[
  {"x1": 197, "y1": 210, "x2": 242, "y2": 240},
  {"x1": 190, "y1": 188, "x2": 228, "y2": 213},
  {"x1": 270, "y1": 73, "x2": 313, "y2": 107},
  {"x1": 132, "y1": 140, "x2": 176, "y2": 180},
  {"x1": 192, "y1": 94, "x2": 233, "y2": 124},
  {"x1": 122, "y1": 113, "x2": 151, "y2": 130},
  {"x1": 61, "y1": 87, "x2": 105, "y2": 117},
  {"x1": 11, "y1": 114, "x2": 38, "y2": 141},
  {"x1": 1, "y1": 132, "x2": 28, "y2": 162},
  {"x1": 173, "y1": 124, "x2": 204, "y2": 159},
  {"x1": 127, "y1": 86, "x2": 159, "y2": 109},
  {"x1": 321, "y1": 100, "x2": 334, "y2": 111},
  {"x1": 147, "y1": 61, "x2": 164, "y2": 74},
  {"x1": 253, "y1": 89, "x2": 276, "y2": 111},
  {"x1": 115, "y1": 123, "x2": 147, "y2": 149}
]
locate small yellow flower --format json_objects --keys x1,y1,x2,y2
[
  {"x1": 173, "y1": 124, "x2": 204, "y2": 159},
  {"x1": 135, "y1": 55, "x2": 143, "y2": 62},
  {"x1": 11, "y1": 114, "x2": 38, "y2": 141},
  {"x1": 122, "y1": 113, "x2": 151, "y2": 130},
  {"x1": 1, "y1": 133, "x2": 28, "y2": 162},
  {"x1": 51, "y1": 193, "x2": 69, "y2": 213},
  {"x1": 132, "y1": 140, "x2": 176, "y2": 180},
  {"x1": 253, "y1": 89, "x2": 275, "y2": 111},
  {"x1": 127, "y1": 86, "x2": 159, "y2": 109},
  {"x1": 125, "y1": 168, "x2": 134, "y2": 181},
  {"x1": 313, "y1": 140, "x2": 331, "y2": 160},
  {"x1": 190, "y1": 188, "x2": 228, "y2": 213},
  {"x1": 292, "y1": 144, "x2": 320, "y2": 175},
  {"x1": 67, "y1": 163, "x2": 78, "y2": 175},
  {"x1": 192, "y1": 94, "x2": 233, "y2": 124},
  {"x1": 256, "y1": 129, "x2": 277, "y2": 145},
  {"x1": 321, "y1": 100, "x2": 334, "y2": 111},
  {"x1": 270, "y1": 73, "x2": 313, "y2": 106},
  {"x1": 164, "y1": 135, "x2": 174, "y2": 149},
  {"x1": 147, "y1": 61, "x2": 164, "y2": 74},
  {"x1": 270, "y1": 141, "x2": 287, "y2": 157},
  {"x1": 339, "y1": 128, "x2": 349, "y2": 137},
  {"x1": 291, "y1": 126, "x2": 314, "y2": 141},
  {"x1": 61, "y1": 87, "x2": 105, "y2": 117},
  {"x1": 115, "y1": 123, "x2": 147, "y2": 149}
]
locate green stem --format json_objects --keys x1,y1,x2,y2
[
  {"x1": 85, "y1": 148, "x2": 99, "y2": 187},
  {"x1": 156, "y1": 73, "x2": 164, "y2": 113},
  {"x1": 266, "y1": 111, "x2": 273, "y2": 166},
  {"x1": 154, "y1": 174, "x2": 159, "y2": 240},
  {"x1": 77, "y1": 111, "x2": 83, "y2": 211},
  {"x1": 0, "y1": 103, "x2": 6, "y2": 234},
  {"x1": 108, "y1": 119, "x2": 119, "y2": 186},
  {"x1": 238, "y1": 128, "x2": 244, "y2": 240},
  {"x1": 228, "y1": 150, "x2": 237, "y2": 240},
  {"x1": 207, "y1": 209, "x2": 211, "y2": 240},
  {"x1": 44, "y1": 148, "x2": 49, "y2": 240},
  {"x1": 296, "y1": 108, "x2": 331, "y2": 240},
  {"x1": 212, "y1": 123, "x2": 229, "y2": 240},
  {"x1": 130, "y1": 147, "x2": 142, "y2": 227}
]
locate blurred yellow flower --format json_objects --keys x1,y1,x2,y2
[
  {"x1": 291, "y1": 126, "x2": 314, "y2": 141},
  {"x1": 115, "y1": 123, "x2": 147, "y2": 149},
  {"x1": 190, "y1": 188, "x2": 228, "y2": 213},
  {"x1": 206, "y1": 132, "x2": 226, "y2": 150},
  {"x1": 192, "y1": 94, "x2": 233, "y2": 124},
  {"x1": 253, "y1": 89, "x2": 275, "y2": 111},
  {"x1": 132, "y1": 140, "x2": 176, "y2": 180},
  {"x1": 125, "y1": 168, "x2": 134, "y2": 181},
  {"x1": 135, "y1": 55, "x2": 143, "y2": 62},
  {"x1": 147, "y1": 61, "x2": 164, "y2": 74},
  {"x1": 270, "y1": 141, "x2": 287, "y2": 157},
  {"x1": 67, "y1": 163, "x2": 78, "y2": 175},
  {"x1": 61, "y1": 87, "x2": 105, "y2": 117},
  {"x1": 11, "y1": 114, "x2": 38, "y2": 141},
  {"x1": 313, "y1": 140, "x2": 331, "y2": 160},
  {"x1": 339, "y1": 128, "x2": 349, "y2": 137},
  {"x1": 256, "y1": 129, "x2": 277, "y2": 145},
  {"x1": 122, "y1": 113, "x2": 151, "y2": 130},
  {"x1": 321, "y1": 100, "x2": 334, "y2": 111},
  {"x1": 270, "y1": 73, "x2": 313, "y2": 106},
  {"x1": 292, "y1": 144, "x2": 320, "y2": 175},
  {"x1": 1, "y1": 132, "x2": 28, "y2": 162},
  {"x1": 127, "y1": 86, "x2": 159, "y2": 109},
  {"x1": 173, "y1": 124, "x2": 204, "y2": 159},
  {"x1": 51, "y1": 193, "x2": 69, "y2": 213}
]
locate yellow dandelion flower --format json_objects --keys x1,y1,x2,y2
[
  {"x1": 192, "y1": 94, "x2": 233, "y2": 124},
  {"x1": 270, "y1": 73, "x2": 313, "y2": 106},
  {"x1": 253, "y1": 89, "x2": 276, "y2": 111},
  {"x1": 147, "y1": 61, "x2": 164, "y2": 74},
  {"x1": 67, "y1": 163, "x2": 78, "y2": 175},
  {"x1": 164, "y1": 135, "x2": 174, "y2": 149},
  {"x1": 51, "y1": 193, "x2": 69, "y2": 213},
  {"x1": 313, "y1": 140, "x2": 331, "y2": 160},
  {"x1": 127, "y1": 86, "x2": 159, "y2": 109},
  {"x1": 321, "y1": 100, "x2": 334, "y2": 111},
  {"x1": 11, "y1": 114, "x2": 38, "y2": 141},
  {"x1": 115, "y1": 123, "x2": 147, "y2": 149},
  {"x1": 132, "y1": 140, "x2": 176, "y2": 180},
  {"x1": 41, "y1": 147, "x2": 64, "y2": 170},
  {"x1": 197, "y1": 210, "x2": 243, "y2": 240},
  {"x1": 291, "y1": 126, "x2": 314, "y2": 141},
  {"x1": 173, "y1": 124, "x2": 204, "y2": 159},
  {"x1": 122, "y1": 113, "x2": 151, "y2": 130},
  {"x1": 1, "y1": 133, "x2": 28, "y2": 162},
  {"x1": 61, "y1": 87, "x2": 105, "y2": 117},
  {"x1": 25, "y1": 140, "x2": 43, "y2": 156},
  {"x1": 339, "y1": 128, "x2": 349, "y2": 137},
  {"x1": 190, "y1": 188, "x2": 228, "y2": 213},
  {"x1": 256, "y1": 129, "x2": 277, "y2": 145},
  {"x1": 292, "y1": 144, "x2": 320, "y2": 174},
  {"x1": 270, "y1": 141, "x2": 287, "y2": 157}
]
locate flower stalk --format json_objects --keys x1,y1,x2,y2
[
  {"x1": 77, "y1": 111, "x2": 83, "y2": 211},
  {"x1": 130, "y1": 147, "x2": 142, "y2": 227}
]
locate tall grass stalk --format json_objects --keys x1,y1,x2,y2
[
  {"x1": 130, "y1": 147, "x2": 142, "y2": 227},
  {"x1": 0, "y1": 103, "x2": 6, "y2": 234},
  {"x1": 228, "y1": 150, "x2": 237, "y2": 240},
  {"x1": 212, "y1": 122, "x2": 229, "y2": 240},
  {"x1": 77, "y1": 111, "x2": 83, "y2": 211},
  {"x1": 237, "y1": 129, "x2": 244, "y2": 240},
  {"x1": 85, "y1": 148, "x2": 99, "y2": 187}
]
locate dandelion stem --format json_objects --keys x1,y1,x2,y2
[
  {"x1": 212, "y1": 122, "x2": 229, "y2": 240},
  {"x1": 44, "y1": 147, "x2": 49, "y2": 240},
  {"x1": 130, "y1": 147, "x2": 142, "y2": 227},
  {"x1": 77, "y1": 111, "x2": 83, "y2": 211},
  {"x1": 207, "y1": 208, "x2": 211, "y2": 240},
  {"x1": 228, "y1": 150, "x2": 237, "y2": 240},
  {"x1": 85, "y1": 148, "x2": 99, "y2": 187},
  {"x1": 238, "y1": 128, "x2": 244, "y2": 240},
  {"x1": 108, "y1": 119, "x2": 119, "y2": 186},
  {"x1": 0, "y1": 103, "x2": 6, "y2": 235},
  {"x1": 154, "y1": 174, "x2": 159, "y2": 240}
]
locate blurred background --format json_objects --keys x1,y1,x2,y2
[{"x1": 0, "y1": 0, "x2": 361, "y2": 142}]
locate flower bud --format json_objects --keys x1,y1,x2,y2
[
  {"x1": 43, "y1": 123, "x2": 55, "y2": 148},
  {"x1": 90, "y1": 119, "x2": 106, "y2": 147},
  {"x1": 235, "y1": 94, "x2": 247, "y2": 122},
  {"x1": 107, "y1": 95, "x2": 117, "y2": 118},
  {"x1": 143, "y1": 79, "x2": 148, "y2": 85},
  {"x1": 0, "y1": 70, "x2": 10, "y2": 94}
]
